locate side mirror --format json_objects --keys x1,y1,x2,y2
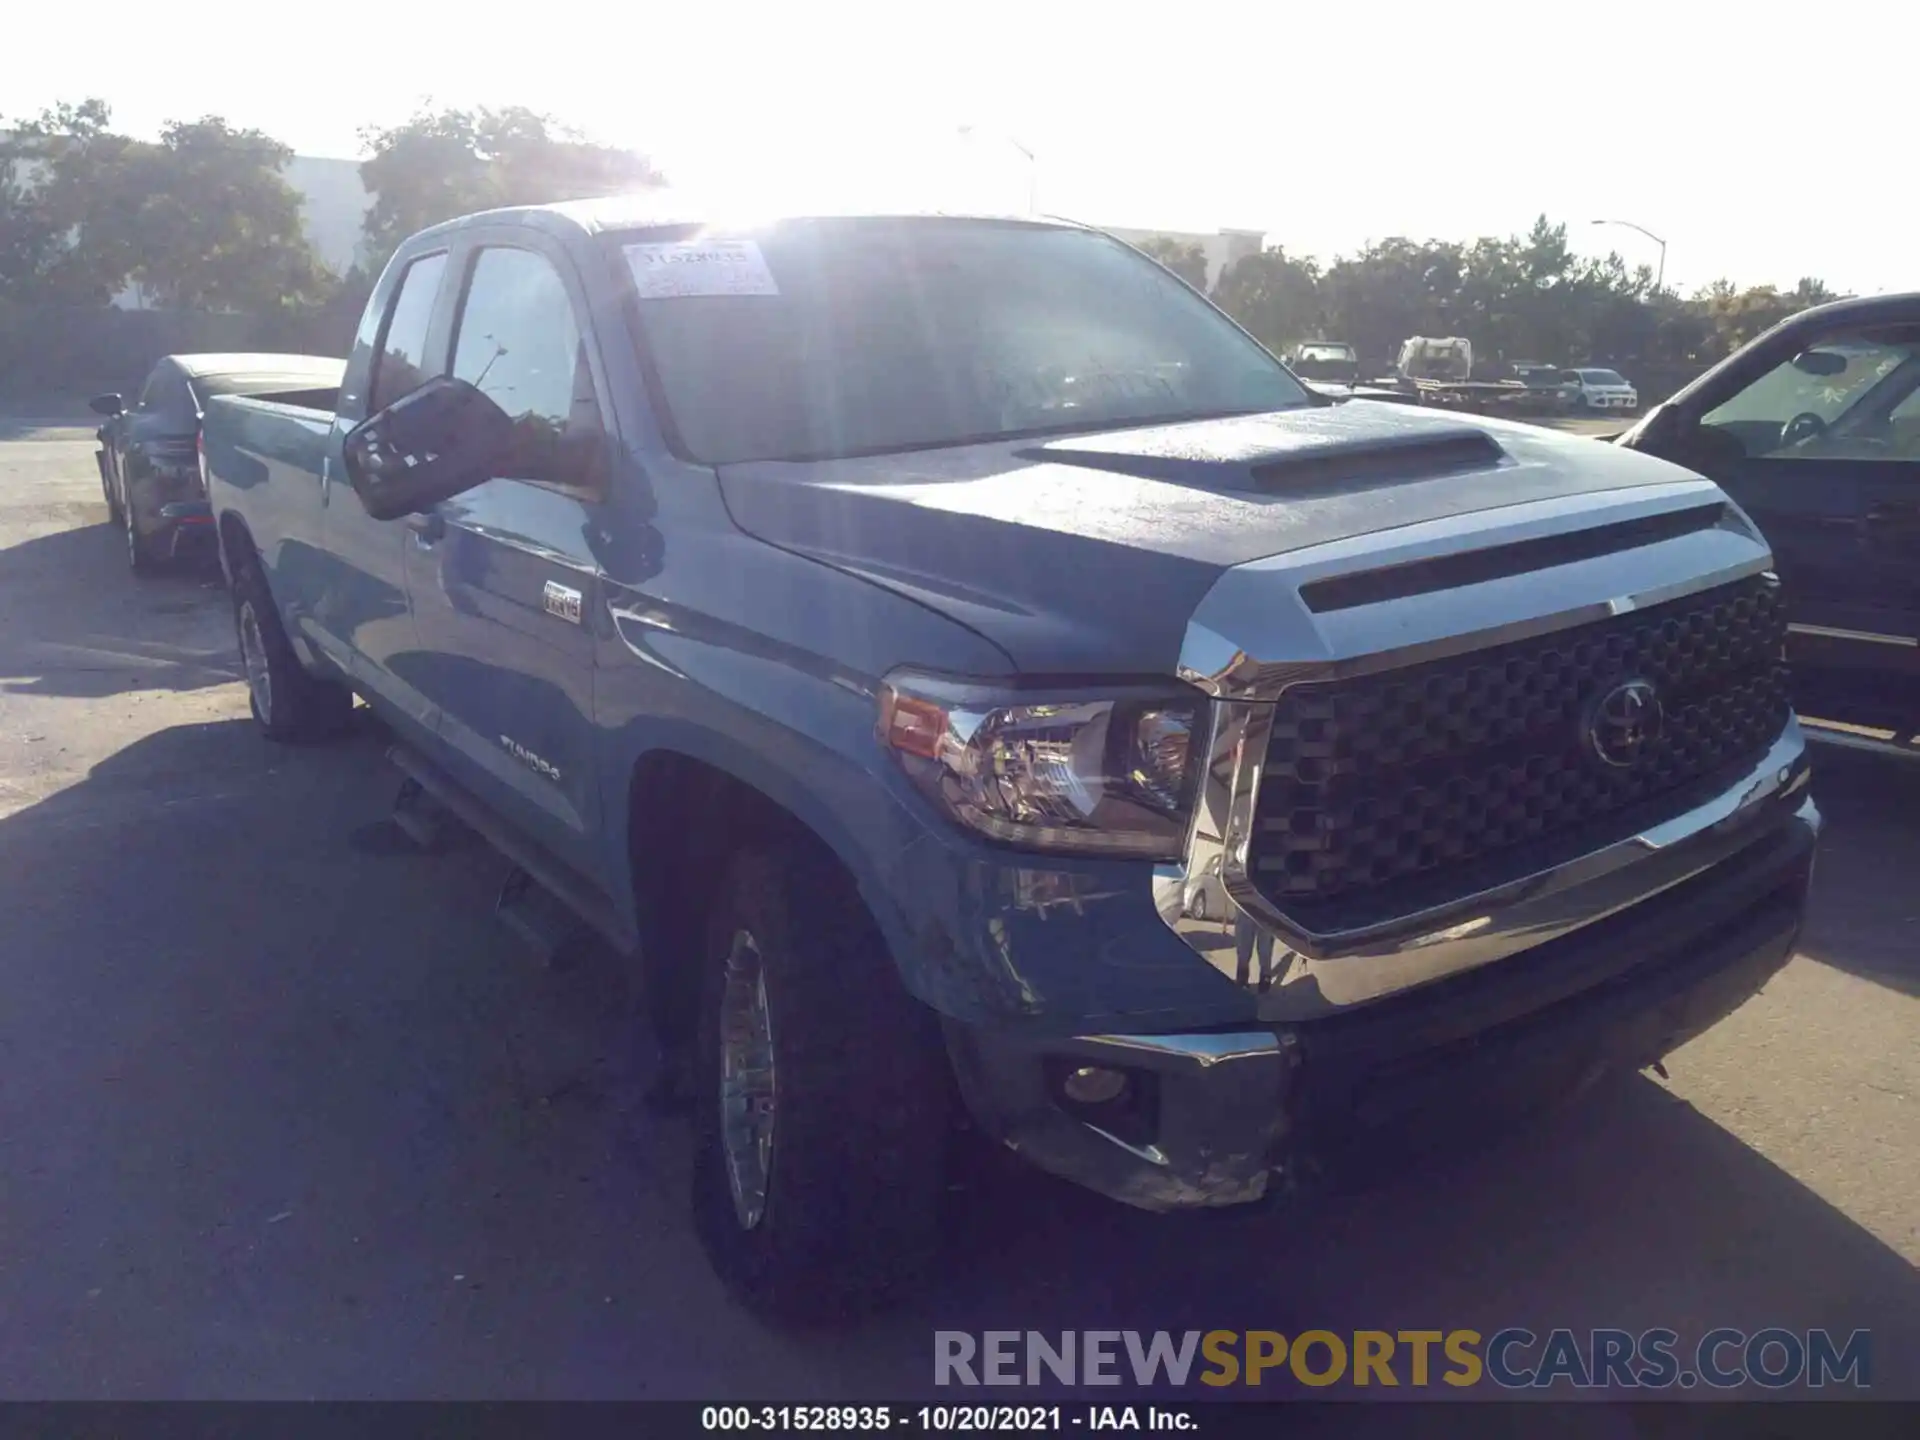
[
  {"x1": 342, "y1": 376, "x2": 514, "y2": 522},
  {"x1": 89, "y1": 393, "x2": 124, "y2": 416},
  {"x1": 1790, "y1": 348, "x2": 1848, "y2": 377}
]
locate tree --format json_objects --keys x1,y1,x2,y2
[
  {"x1": 0, "y1": 100, "x2": 332, "y2": 310},
  {"x1": 1210, "y1": 249, "x2": 1322, "y2": 353},
  {"x1": 0, "y1": 139, "x2": 57, "y2": 301},
  {"x1": 1317, "y1": 237, "x2": 1468, "y2": 366},
  {"x1": 0, "y1": 99, "x2": 152, "y2": 304},
  {"x1": 1134, "y1": 236, "x2": 1210, "y2": 290},
  {"x1": 358, "y1": 105, "x2": 665, "y2": 271},
  {"x1": 130, "y1": 117, "x2": 334, "y2": 311}
]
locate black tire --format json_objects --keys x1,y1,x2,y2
[
  {"x1": 125, "y1": 490, "x2": 162, "y2": 575},
  {"x1": 692, "y1": 843, "x2": 949, "y2": 1323},
  {"x1": 231, "y1": 562, "x2": 355, "y2": 742}
]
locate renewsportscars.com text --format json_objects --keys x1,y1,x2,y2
[{"x1": 934, "y1": 1329, "x2": 1871, "y2": 1391}]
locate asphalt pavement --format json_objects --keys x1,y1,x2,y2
[{"x1": 0, "y1": 418, "x2": 1914, "y2": 1403}]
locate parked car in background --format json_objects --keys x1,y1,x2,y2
[
  {"x1": 1618, "y1": 292, "x2": 1920, "y2": 741},
  {"x1": 1509, "y1": 363, "x2": 1577, "y2": 414},
  {"x1": 91, "y1": 353, "x2": 345, "y2": 574},
  {"x1": 1561, "y1": 367, "x2": 1639, "y2": 412},
  {"x1": 1396, "y1": 335, "x2": 1474, "y2": 382},
  {"x1": 202, "y1": 201, "x2": 1816, "y2": 1322},
  {"x1": 1286, "y1": 340, "x2": 1361, "y2": 387}
]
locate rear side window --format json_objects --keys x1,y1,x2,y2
[{"x1": 369, "y1": 252, "x2": 448, "y2": 413}]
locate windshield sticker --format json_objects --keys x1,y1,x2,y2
[{"x1": 625, "y1": 239, "x2": 780, "y2": 299}]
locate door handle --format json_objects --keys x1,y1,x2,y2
[{"x1": 406, "y1": 510, "x2": 446, "y2": 545}]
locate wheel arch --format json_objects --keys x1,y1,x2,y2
[
  {"x1": 215, "y1": 508, "x2": 257, "y2": 588},
  {"x1": 620, "y1": 731, "x2": 918, "y2": 1051}
]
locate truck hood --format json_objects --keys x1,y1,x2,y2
[{"x1": 716, "y1": 402, "x2": 1698, "y2": 675}]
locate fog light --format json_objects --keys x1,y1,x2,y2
[{"x1": 1061, "y1": 1065, "x2": 1129, "y2": 1106}]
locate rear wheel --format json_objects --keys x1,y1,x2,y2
[
  {"x1": 232, "y1": 562, "x2": 355, "y2": 742},
  {"x1": 100, "y1": 458, "x2": 121, "y2": 522},
  {"x1": 124, "y1": 492, "x2": 162, "y2": 575},
  {"x1": 691, "y1": 843, "x2": 948, "y2": 1323}
]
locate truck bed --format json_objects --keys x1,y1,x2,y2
[
  {"x1": 200, "y1": 392, "x2": 340, "y2": 577},
  {"x1": 203, "y1": 392, "x2": 336, "y2": 474}
]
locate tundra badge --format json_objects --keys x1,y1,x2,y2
[
  {"x1": 499, "y1": 735, "x2": 562, "y2": 783},
  {"x1": 543, "y1": 580, "x2": 584, "y2": 625}
]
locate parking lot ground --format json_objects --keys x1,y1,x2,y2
[{"x1": 1, "y1": 422, "x2": 1915, "y2": 1401}]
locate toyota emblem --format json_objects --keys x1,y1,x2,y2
[{"x1": 1587, "y1": 679, "x2": 1664, "y2": 768}]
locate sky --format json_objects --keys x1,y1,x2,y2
[{"x1": 5, "y1": 0, "x2": 1913, "y2": 295}]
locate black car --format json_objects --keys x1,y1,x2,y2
[
  {"x1": 1619, "y1": 293, "x2": 1920, "y2": 742},
  {"x1": 91, "y1": 353, "x2": 345, "y2": 574}
]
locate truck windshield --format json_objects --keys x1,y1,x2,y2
[{"x1": 617, "y1": 218, "x2": 1310, "y2": 465}]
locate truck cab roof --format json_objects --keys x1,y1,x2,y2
[{"x1": 401, "y1": 192, "x2": 1089, "y2": 249}]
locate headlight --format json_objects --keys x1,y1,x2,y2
[{"x1": 877, "y1": 671, "x2": 1204, "y2": 859}]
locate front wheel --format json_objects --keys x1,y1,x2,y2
[
  {"x1": 692, "y1": 843, "x2": 949, "y2": 1323},
  {"x1": 232, "y1": 563, "x2": 355, "y2": 742}
]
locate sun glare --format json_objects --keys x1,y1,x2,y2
[{"x1": 655, "y1": 120, "x2": 1033, "y2": 221}]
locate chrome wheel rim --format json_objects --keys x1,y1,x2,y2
[
  {"x1": 238, "y1": 600, "x2": 273, "y2": 723},
  {"x1": 718, "y1": 928, "x2": 776, "y2": 1231}
]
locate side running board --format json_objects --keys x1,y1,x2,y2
[{"x1": 386, "y1": 742, "x2": 639, "y2": 958}]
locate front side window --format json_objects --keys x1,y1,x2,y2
[
  {"x1": 618, "y1": 218, "x2": 1310, "y2": 466},
  {"x1": 1701, "y1": 331, "x2": 1920, "y2": 460},
  {"x1": 369, "y1": 251, "x2": 448, "y2": 414},
  {"x1": 450, "y1": 246, "x2": 604, "y2": 490}
]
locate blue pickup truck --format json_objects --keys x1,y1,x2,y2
[{"x1": 201, "y1": 198, "x2": 1821, "y2": 1321}]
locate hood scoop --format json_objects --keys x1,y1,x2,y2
[{"x1": 1021, "y1": 407, "x2": 1507, "y2": 495}]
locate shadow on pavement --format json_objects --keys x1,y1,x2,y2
[
  {"x1": 1795, "y1": 746, "x2": 1920, "y2": 997},
  {"x1": 0, "y1": 716, "x2": 1913, "y2": 1400},
  {"x1": 0, "y1": 519, "x2": 234, "y2": 699},
  {"x1": 895, "y1": 1073, "x2": 1920, "y2": 1401},
  {"x1": 0, "y1": 416, "x2": 96, "y2": 442}
]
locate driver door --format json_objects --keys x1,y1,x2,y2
[{"x1": 1641, "y1": 325, "x2": 1920, "y2": 668}]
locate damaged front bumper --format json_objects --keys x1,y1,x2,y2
[{"x1": 945, "y1": 796, "x2": 1817, "y2": 1211}]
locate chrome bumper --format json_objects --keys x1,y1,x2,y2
[{"x1": 1155, "y1": 723, "x2": 1809, "y2": 1019}]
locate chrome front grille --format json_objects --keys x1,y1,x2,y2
[{"x1": 1247, "y1": 573, "x2": 1790, "y2": 927}]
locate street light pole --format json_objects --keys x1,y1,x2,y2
[{"x1": 1590, "y1": 218, "x2": 1667, "y2": 292}]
